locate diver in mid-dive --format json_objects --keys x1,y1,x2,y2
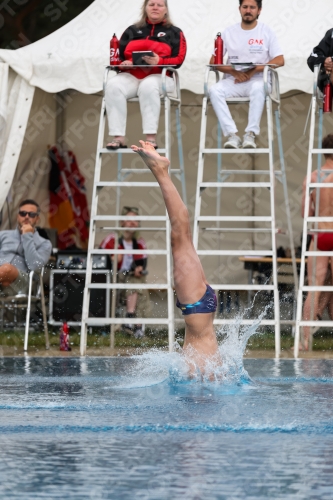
[{"x1": 132, "y1": 141, "x2": 221, "y2": 374}]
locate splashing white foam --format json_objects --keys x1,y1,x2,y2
[{"x1": 116, "y1": 307, "x2": 268, "y2": 388}]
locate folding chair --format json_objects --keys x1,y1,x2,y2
[{"x1": 0, "y1": 267, "x2": 49, "y2": 351}]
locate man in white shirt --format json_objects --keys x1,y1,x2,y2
[{"x1": 209, "y1": 0, "x2": 284, "y2": 149}]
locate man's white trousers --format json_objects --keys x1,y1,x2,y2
[
  {"x1": 105, "y1": 73, "x2": 174, "y2": 137},
  {"x1": 209, "y1": 77, "x2": 267, "y2": 137}
]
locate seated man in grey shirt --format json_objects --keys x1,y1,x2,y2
[{"x1": 0, "y1": 199, "x2": 52, "y2": 296}]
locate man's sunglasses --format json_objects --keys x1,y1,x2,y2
[{"x1": 18, "y1": 210, "x2": 39, "y2": 218}]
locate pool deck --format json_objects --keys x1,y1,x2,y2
[{"x1": 0, "y1": 345, "x2": 333, "y2": 358}]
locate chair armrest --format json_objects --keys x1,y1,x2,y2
[
  {"x1": 313, "y1": 65, "x2": 324, "y2": 108},
  {"x1": 263, "y1": 66, "x2": 280, "y2": 106},
  {"x1": 314, "y1": 65, "x2": 321, "y2": 96},
  {"x1": 36, "y1": 266, "x2": 47, "y2": 291},
  {"x1": 161, "y1": 67, "x2": 181, "y2": 103},
  {"x1": 204, "y1": 66, "x2": 221, "y2": 98},
  {"x1": 29, "y1": 268, "x2": 46, "y2": 294}
]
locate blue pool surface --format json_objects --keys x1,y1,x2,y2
[{"x1": 0, "y1": 356, "x2": 333, "y2": 499}]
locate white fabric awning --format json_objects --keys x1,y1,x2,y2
[
  {"x1": 0, "y1": 0, "x2": 332, "y2": 95},
  {"x1": 0, "y1": 64, "x2": 35, "y2": 208}
]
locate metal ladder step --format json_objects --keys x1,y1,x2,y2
[
  {"x1": 213, "y1": 319, "x2": 276, "y2": 326},
  {"x1": 307, "y1": 217, "x2": 333, "y2": 222},
  {"x1": 303, "y1": 286, "x2": 333, "y2": 292},
  {"x1": 93, "y1": 215, "x2": 168, "y2": 222},
  {"x1": 197, "y1": 250, "x2": 273, "y2": 257},
  {"x1": 210, "y1": 284, "x2": 274, "y2": 291},
  {"x1": 203, "y1": 228, "x2": 279, "y2": 233},
  {"x1": 311, "y1": 149, "x2": 333, "y2": 154},
  {"x1": 299, "y1": 320, "x2": 333, "y2": 327},
  {"x1": 218, "y1": 170, "x2": 282, "y2": 176},
  {"x1": 214, "y1": 319, "x2": 295, "y2": 326},
  {"x1": 200, "y1": 182, "x2": 271, "y2": 188},
  {"x1": 90, "y1": 249, "x2": 168, "y2": 256},
  {"x1": 99, "y1": 148, "x2": 166, "y2": 154},
  {"x1": 120, "y1": 169, "x2": 152, "y2": 174},
  {"x1": 119, "y1": 168, "x2": 182, "y2": 174},
  {"x1": 197, "y1": 216, "x2": 273, "y2": 222},
  {"x1": 309, "y1": 183, "x2": 333, "y2": 188},
  {"x1": 305, "y1": 251, "x2": 333, "y2": 257},
  {"x1": 97, "y1": 226, "x2": 167, "y2": 232},
  {"x1": 96, "y1": 182, "x2": 159, "y2": 188},
  {"x1": 86, "y1": 318, "x2": 170, "y2": 326},
  {"x1": 88, "y1": 283, "x2": 169, "y2": 290}
]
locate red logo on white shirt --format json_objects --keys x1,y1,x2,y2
[{"x1": 249, "y1": 39, "x2": 263, "y2": 45}]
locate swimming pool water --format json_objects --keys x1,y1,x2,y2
[{"x1": 0, "y1": 356, "x2": 333, "y2": 499}]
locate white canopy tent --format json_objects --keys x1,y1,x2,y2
[
  {"x1": 0, "y1": 0, "x2": 332, "y2": 283},
  {"x1": 1, "y1": 0, "x2": 331, "y2": 94}
]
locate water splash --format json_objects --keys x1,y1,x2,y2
[
  {"x1": 216, "y1": 315, "x2": 263, "y2": 384},
  {"x1": 116, "y1": 307, "x2": 268, "y2": 388}
]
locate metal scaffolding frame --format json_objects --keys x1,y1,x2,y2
[
  {"x1": 295, "y1": 65, "x2": 333, "y2": 357},
  {"x1": 80, "y1": 66, "x2": 186, "y2": 355},
  {"x1": 193, "y1": 65, "x2": 298, "y2": 358}
]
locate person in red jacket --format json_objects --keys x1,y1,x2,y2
[
  {"x1": 105, "y1": 0, "x2": 186, "y2": 150},
  {"x1": 99, "y1": 207, "x2": 150, "y2": 338}
]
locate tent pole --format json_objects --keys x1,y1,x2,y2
[{"x1": 56, "y1": 91, "x2": 67, "y2": 145}]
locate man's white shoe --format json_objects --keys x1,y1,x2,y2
[
  {"x1": 224, "y1": 134, "x2": 242, "y2": 149},
  {"x1": 242, "y1": 132, "x2": 257, "y2": 149}
]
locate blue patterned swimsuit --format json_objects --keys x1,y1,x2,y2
[{"x1": 176, "y1": 285, "x2": 217, "y2": 316}]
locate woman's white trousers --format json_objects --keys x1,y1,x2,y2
[{"x1": 105, "y1": 72, "x2": 174, "y2": 136}]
